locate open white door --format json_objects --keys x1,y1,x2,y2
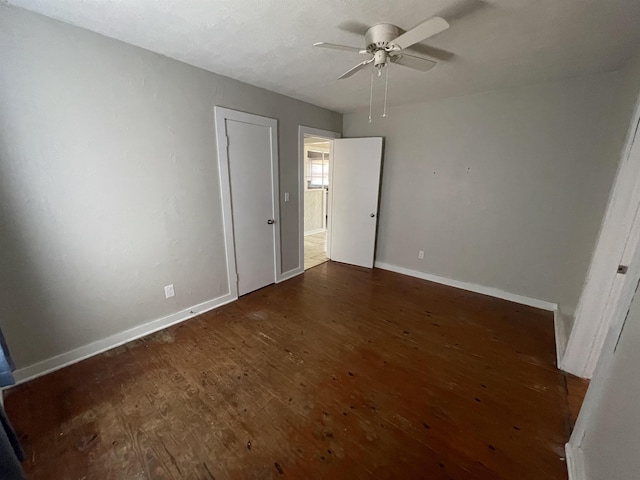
[{"x1": 329, "y1": 137, "x2": 383, "y2": 268}]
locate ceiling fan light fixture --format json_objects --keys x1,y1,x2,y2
[
  {"x1": 367, "y1": 60, "x2": 390, "y2": 123},
  {"x1": 373, "y1": 50, "x2": 388, "y2": 68}
]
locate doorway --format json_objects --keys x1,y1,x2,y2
[
  {"x1": 303, "y1": 135, "x2": 332, "y2": 270},
  {"x1": 297, "y1": 126, "x2": 384, "y2": 272},
  {"x1": 298, "y1": 126, "x2": 341, "y2": 272}
]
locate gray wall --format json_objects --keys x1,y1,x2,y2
[
  {"x1": 0, "y1": 4, "x2": 341, "y2": 369},
  {"x1": 344, "y1": 73, "x2": 626, "y2": 313},
  {"x1": 613, "y1": 44, "x2": 640, "y2": 129}
]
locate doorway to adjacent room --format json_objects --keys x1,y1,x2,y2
[
  {"x1": 298, "y1": 126, "x2": 383, "y2": 273},
  {"x1": 303, "y1": 135, "x2": 331, "y2": 270}
]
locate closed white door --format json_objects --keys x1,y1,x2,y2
[
  {"x1": 329, "y1": 137, "x2": 383, "y2": 268},
  {"x1": 226, "y1": 118, "x2": 277, "y2": 295}
]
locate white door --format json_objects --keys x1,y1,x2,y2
[
  {"x1": 329, "y1": 137, "x2": 383, "y2": 268},
  {"x1": 226, "y1": 118, "x2": 278, "y2": 295}
]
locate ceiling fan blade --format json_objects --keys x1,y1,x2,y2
[
  {"x1": 313, "y1": 42, "x2": 362, "y2": 53},
  {"x1": 406, "y1": 43, "x2": 455, "y2": 62},
  {"x1": 390, "y1": 16, "x2": 450, "y2": 51},
  {"x1": 339, "y1": 58, "x2": 374, "y2": 79},
  {"x1": 390, "y1": 53, "x2": 437, "y2": 72}
]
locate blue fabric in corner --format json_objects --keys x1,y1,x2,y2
[
  {"x1": 0, "y1": 405, "x2": 24, "y2": 480},
  {"x1": 0, "y1": 327, "x2": 25, "y2": 479},
  {"x1": 0, "y1": 328, "x2": 15, "y2": 388}
]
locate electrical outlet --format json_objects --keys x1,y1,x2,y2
[
  {"x1": 284, "y1": 192, "x2": 290, "y2": 202},
  {"x1": 418, "y1": 250, "x2": 424, "y2": 259},
  {"x1": 164, "y1": 284, "x2": 175, "y2": 298}
]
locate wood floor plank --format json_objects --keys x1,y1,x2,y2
[{"x1": 4, "y1": 262, "x2": 585, "y2": 479}]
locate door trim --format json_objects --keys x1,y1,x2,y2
[
  {"x1": 298, "y1": 126, "x2": 341, "y2": 273},
  {"x1": 215, "y1": 107, "x2": 281, "y2": 297}
]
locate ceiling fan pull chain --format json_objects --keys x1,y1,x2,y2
[
  {"x1": 368, "y1": 63, "x2": 375, "y2": 123},
  {"x1": 382, "y1": 62, "x2": 390, "y2": 118}
]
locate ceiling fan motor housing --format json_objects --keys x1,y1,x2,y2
[{"x1": 365, "y1": 23, "x2": 401, "y2": 53}]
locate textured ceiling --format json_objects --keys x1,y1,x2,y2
[{"x1": 6, "y1": 0, "x2": 640, "y2": 113}]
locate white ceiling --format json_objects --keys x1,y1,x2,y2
[{"x1": 7, "y1": 0, "x2": 640, "y2": 113}]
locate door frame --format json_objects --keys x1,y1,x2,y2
[
  {"x1": 298, "y1": 126, "x2": 341, "y2": 272},
  {"x1": 215, "y1": 106, "x2": 281, "y2": 298}
]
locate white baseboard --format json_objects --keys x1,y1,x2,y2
[
  {"x1": 277, "y1": 267, "x2": 304, "y2": 282},
  {"x1": 11, "y1": 292, "x2": 236, "y2": 385},
  {"x1": 566, "y1": 441, "x2": 586, "y2": 480},
  {"x1": 374, "y1": 262, "x2": 557, "y2": 311},
  {"x1": 304, "y1": 228, "x2": 326, "y2": 236}
]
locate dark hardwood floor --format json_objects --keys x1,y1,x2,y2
[{"x1": 5, "y1": 262, "x2": 588, "y2": 479}]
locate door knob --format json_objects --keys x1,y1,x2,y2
[
  {"x1": 267, "y1": 219, "x2": 276, "y2": 225},
  {"x1": 370, "y1": 213, "x2": 376, "y2": 218}
]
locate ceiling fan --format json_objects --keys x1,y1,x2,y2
[
  {"x1": 314, "y1": 16, "x2": 450, "y2": 79},
  {"x1": 314, "y1": 16, "x2": 450, "y2": 121}
]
